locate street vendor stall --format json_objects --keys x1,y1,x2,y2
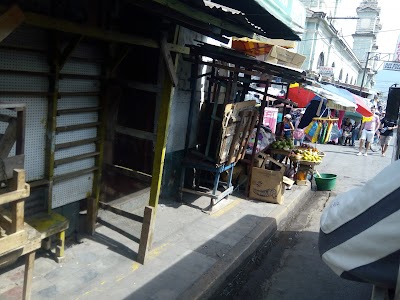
[{"x1": 181, "y1": 42, "x2": 306, "y2": 208}]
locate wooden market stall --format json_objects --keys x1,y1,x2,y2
[
  {"x1": 181, "y1": 42, "x2": 306, "y2": 206},
  {"x1": 0, "y1": 0, "x2": 306, "y2": 271}
]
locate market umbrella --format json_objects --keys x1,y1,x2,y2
[
  {"x1": 287, "y1": 83, "x2": 316, "y2": 108},
  {"x1": 322, "y1": 84, "x2": 372, "y2": 117},
  {"x1": 303, "y1": 85, "x2": 357, "y2": 112},
  {"x1": 351, "y1": 94, "x2": 373, "y2": 117}
]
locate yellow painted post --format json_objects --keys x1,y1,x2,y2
[
  {"x1": 56, "y1": 230, "x2": 65, "y2": 263},
  {"x1": 148, "y1": 73, "x2": 173, "y2": 211},
  {"x1": 45, "y1": 33, "x2": 60, "y2": 212}
]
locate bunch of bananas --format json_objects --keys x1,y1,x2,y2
[{"x1": 293, "y1": 149, "x2": 322, "y2": 162}]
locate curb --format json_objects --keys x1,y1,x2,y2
[{"x1": 177, "y1": 186, "x2": 314, "y2": 300}]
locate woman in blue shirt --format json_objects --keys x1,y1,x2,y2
[{"x1": 283, "y1": 114, "x2": 294, "y2": 140}]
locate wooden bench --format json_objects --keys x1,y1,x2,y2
[
  {"x1": 0, "y1": 169, "x2": 41, "y2": 300},
  {"x1": 25, "y1": 211, "x2": 69, "y2": 263}
]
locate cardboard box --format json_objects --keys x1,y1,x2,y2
[
  {"x1": 265, "y1": 45, "x2": 306, "y2": 69},
  {"x1": 249, "y1": 156, "x2": 285, "y2": 204}
]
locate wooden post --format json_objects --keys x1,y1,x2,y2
[
  {"x1": 10, "y1": 169, "x2": 26, "y2": 233},
  {"x1": 148, "y1": 72, "x2": 173, "y2": 211},
  {"x1": 86, "y1": 197, "x2": 97, "y2": 235},
  {"x1": 22, "y1": 251, "x2": 35, "y2": 300},
  {"x1": 137, "y1": 206, "x2": 154, "y2": 264},
  {"x1": 44, "y1": 32, "x2": 60, "y2": 212},
  {"x1": 55, "y1": 230, "x2": 65, "y2": 263}
]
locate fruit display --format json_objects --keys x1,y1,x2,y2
[
  {"x1": 290, "y1": 145, "x2": 323, "y2": 163},
  {"x1": 270, "y1": 138, "x2": 294, "y2": 151}
]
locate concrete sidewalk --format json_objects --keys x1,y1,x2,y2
[{"x1": 0, "y1": 185, "x2": 313, "y2": 300}]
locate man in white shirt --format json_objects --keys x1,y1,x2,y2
[{"x1": 357, "y1": 107, "x2": 380, "y2": 156}]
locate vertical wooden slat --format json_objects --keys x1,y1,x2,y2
[
  {"x1": 148, "y1": 71, "x2": 173, "y2": 210},
  {"x1": 22, "y1": 251, "x2": 35, "y2": 300},
  {"x1": 137, "y1": 206, "x2": 154, "y2": 264},
  {"x1": 44, "y1": 32, "x2": 60, "y2": 212},
  {"x1": 10, "y1": 169, "x2": 26, "y2": 233},
  {"x1": 86, "y1": 197, "x2": 97, "y2": 235},
  {"x1": 87, "y1": 45, "x2": 109, "y2": 234},
  {"x1": 0, "y1": 118, "x2": 17, "y2": 159},
  {"x1": 16, "y1": 108, "x2": 26, "y2": 155}
]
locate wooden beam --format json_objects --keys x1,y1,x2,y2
[
  {"x1": 165, "y1": 43, "x2": 190, "y2": 55},
  {"x1": 59, "y1": 35, "x2": 84, "y2": 70},
  {"x1": 86, "y1": 197, "x2": 97, "y2": 235},
  {"x1": 54, "y1": 151, "x2": 99, "y2": 167},
  {"x1": 0, "y1": 230, "x2": 26, "y2": 256},
  {"x1": 110, "y1": 46, "x2": 131, "y2": 75},
  {"x1": 115, "y1": 125, "x2": 156, "y2": 142},
  {"x1": 57, "y1": 107, "x2": 102, "y2": 116},
  {"x1": 148, "y1": 70, "x2": 173, "y2": 211},
  {"x1": 0, "y1": 5, "x2": 25, "y2": 43},
  {"x1": 55, "y1": 137, "x2": 99, "y2": 150},
  {"x1": 0, "y1": 114, "x2": 17, "y2": 123},
  {"x1": 137, "y1": 206, "x2": 154, "y2": 264},
  {"x1": 22, "y1": 251, "x2": 35, "y2": 300},
  {"x1": 161, "y1": 35, "x2": 178, "y2": 87},
  {"x1": 13, "y1": 8, "x2": 159, "y2": 48},
  {"x1": 1, "y1": 155, "x2": 25, "y2": 180},
  {"x1": 0, "y1": 118, "x2": 17, "y2": 158},
  {"x1": 44, "y1": 32, "x2": 59, "y2": 213},
  {"x1": 55, "y1": 121, "x2": 101, "y2": 133},
  {"x1": 53, "y1": 167, "x2": 98, "y2": 183},
  {"x1": 0, "y1": 185, "x2": 30, "y2": 206}
]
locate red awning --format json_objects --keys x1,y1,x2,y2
[{"x1": 287, "y1": 86, "x2": 316, "y2": 108}]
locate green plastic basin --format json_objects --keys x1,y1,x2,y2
[{"x1": 314, "y1": 173, "x2": 337, "y2": 191}]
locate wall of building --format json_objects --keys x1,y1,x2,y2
[{"x1": 297, "y1": 15, "x2": 361, "y2": 84}]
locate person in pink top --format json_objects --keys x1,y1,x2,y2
[{"x1": 357, "y1": 107, "x2": 380, "y2": 156}]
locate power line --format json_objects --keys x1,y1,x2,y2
[{"x1": 299, "y1": 28, "x2": 400, "y2": 43}]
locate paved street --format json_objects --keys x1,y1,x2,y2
[{"x1": 213, "y1": 142, "x2": 394, "y2": 300}]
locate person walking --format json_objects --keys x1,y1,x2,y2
[
  {"x1": 380, "y1": 115, "x2": 398, "y2": 157},
  {"x1": 357, "y1": 107, "x2": 380, "y2": 156},
  {"x1": 351, "y1": 121, "x2": 360, "y2": 146}
]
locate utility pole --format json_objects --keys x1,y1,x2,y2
[{"x1": 359, "y1": 51, "x2": 371, "y2": 96}]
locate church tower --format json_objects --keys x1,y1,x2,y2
[{"x1": 352, "y1": 0, "x2": 381, "y2": 87}]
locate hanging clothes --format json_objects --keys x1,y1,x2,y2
[
  {"x1": 324, "y1": 122, "x2": 333, "y2": 144},
  {"x1": 312, "y1": 121, "x2": 323, "y2": 143},
  {"x1": 318, "y1": 122, "x2": 326, "y2": 144}
]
